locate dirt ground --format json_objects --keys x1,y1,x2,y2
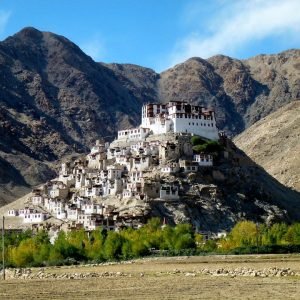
[{"x1": 1, "y1": 254, "x2": 300, "y2": 299}]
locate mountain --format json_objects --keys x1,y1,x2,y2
[
  {"x1": 0, "y1": 27, "x2": 299, "y2": 205},
  {"x1": 234, "y1": 101, "x2": 300, "y2": 192}
]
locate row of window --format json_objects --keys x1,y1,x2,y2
[
  {"x1": 165, "y1": 190, "x2": 177, "y2": 195},
  {"x1": 172, "y1": 113, "x2": 213, "y2": 120},
  {"x1": 119, "y1": 128, "x2": 149, "y2": 136},
  {"x1": 24, "y1": 214, "x2": 42, "y2": 218},
  {"x1": 187, "y1": 122, "x2": 214, "y2": 127}
]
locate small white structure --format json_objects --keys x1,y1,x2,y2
[
  {"x1": 161, "y1": 162, "x2": 180, "y2": 174},
  {"x1": 160, "y1": 184, "x2": 180, "y2": 200},
  {"x1": 48, "y1": 181, "x2": 69, "y2": 199},
  {"x1": 66, "y1": 206, "x2": 80, "y2": 221},
  {"x1": 193, "y1": 154, "x2": 213, "y2": 166},
  {"x1": 31, "y1": 194, "x2": 44, "y2": 206},
  {"x1": 130, "y1": 171, "x2": 143, "y2": 183},
  {"x1": 84, "y1": 185, "x2": 103, "y2": 197},
  {"x1": 23, "y1": 211, "x2": 48, "y2": 223},
  {"x1": 179, "y1": 160, "x2": 199, "y2": 173},
  {"x1": 56, "y1": 210, "x2": 67, "y2": 220},
  {"x1": 117, "y1": 127, "x2": 150, "y2": 141},
  {"x1": 122, "y1": 189, "x2": 136, "y2": 199},
  {"x1": 131, "y1": 156, "x2": 152, "y2": 172},
  {"x1": 107, "y1": 165, "x2": 123, "y2": 180},
  {"x1": 7, "y1": 209, "x2": 19, "y2": 216}
]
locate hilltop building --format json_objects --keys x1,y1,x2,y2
[{"x1": 117, "y1": 101, "x2": 219, "y2": 141}]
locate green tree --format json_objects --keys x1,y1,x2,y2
[
  {"x1": 191, "y1": 136, "x2": 206, "y2": 146},
  {"x1": 284, "y1": 223, "x2": 300, "y2": 244},
  {"x1": 228, "y1": 221, "x2": 258, "y2": 247},
  {"x1": 103, "y1": 231, "x2": 123, "y2": 260}
]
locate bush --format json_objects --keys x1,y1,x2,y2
[
  {"x1": 192, "y1": 140, "x2": 223, "y2": 154},
  {"x1": 191, "y1": 136, "x2": 206, "y2": 146}
]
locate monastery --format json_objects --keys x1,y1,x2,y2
[
  {"x1": 118, "y1": 101, "x2": 219, "y2": 141},
  {"x1": 7, "y1": 101, "x2": 219, "y2": 233}
]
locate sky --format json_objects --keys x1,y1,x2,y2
[{"x1": 0, "y1": 0, "x2": 299, "y2": 71}]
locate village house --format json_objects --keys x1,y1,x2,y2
[
  {"x1": 131, "y1": 155, "x2": 152, "y2": 172},
  {"x1": 31, "y1": 193, "x2": 45, "y2": 206},
  {"x1": 23, "y1": 210, "x2": 48, "y2": 223},
  {"x1": 179, "y1": 160, "x2": 199, "y2": 173},
  {"x1": 117, "y1": 127, "x2": 150, "y2": 141},
  {"x1": 48, "y1": 181, "x2": 69, "y2": 199},
  {"x1": 160, "y1": 184, "x2": 180, "y2": 200},
  {"x1": 161, "y1": 162, "x2": 180, "y2": 174},
  {"x1": 193, "y1": 154, "x2": 213, "y2": 166},
  {"x1": 107, "y1": 165, "x2": 123, "y2": 180},
  {"x1": 7, "y1": 209, "x2": 19, "y2": 216}
]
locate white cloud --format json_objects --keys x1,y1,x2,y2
[
  {"x1": 170, "y1": 0, "x2": 300, "y2": 66},
  {"x1": 0, "y1": 10, "x2": 10, "y2": 35},
  {"x1": 80, "y1": 37, "x2": 106, "y2": 62}
]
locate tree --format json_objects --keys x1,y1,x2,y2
[
  {"x1": 103, "y1": 231, "x2": 123, "y2": 260},
  {"x1": 228, "y1": 221, "x2": 258, "y2": 247},
  {"x1": 191, "y1": 136, "x2": 206, "y2": 146},
  {"x1": 284, "y1": 223, "x2": 300, "y2": 244}
]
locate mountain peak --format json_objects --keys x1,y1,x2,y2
[{"x1": 13, "y1": 26, "x2": 43, "y2": 40}]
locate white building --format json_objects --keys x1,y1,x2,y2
[
  {"x1": 130, "y1": 171, "x2": 143, "y2": 183},
  {"x1": 23, "y1": 211, "x2": 48, "y2": 223},
  {"x1": 161, "y1": 162, "x2": 180, "y2": 174},
  {"x1": 193, "y1": 154, "x2": 213, "y2": 167},
  {"x1": 141, "y1": 101, "x2": 219, "y2": 140},
  {"x1": 7, "y1": 209, "x2": 19, "y2": 216},
  {"x1": 48, "y1": 181, "x2": 69, "y2": 199},
  {"x1": 117, "y1": 127, "x2": 150, "y2": 141},
  {"x1": 160, "y1": 184, "x2": 180, "y2": 200},
  {"x1": 31, "y1": 194, "x2": 44, "y2": 206},
  {"x1": 107, "y1": 165, "x2": 123, "y2": 180},
  {"x1": 179, "y1": 160, "x2": 199, "y2": 173}
]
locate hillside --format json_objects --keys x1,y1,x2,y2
[
  {"x1": 234, "y1": 101, "x2": 300, "y2": 192},
  {"x1": 0, "y1": 27, "x2": 299, "y2": 205},
  {"x1": 1, "y1": 131, "x2": 300, "y2": 234}
]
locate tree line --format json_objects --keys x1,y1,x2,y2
[{"x1": 1, "y1": 219, "x2": 300, "y2": 267}]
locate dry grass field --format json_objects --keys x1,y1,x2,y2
[{"x1": 1, "y1": 254, "x2": 300, "y2": 299}]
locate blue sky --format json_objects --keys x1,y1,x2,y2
[{"x1": 0, "y1": 0, "x2": 299, "y2": 71}]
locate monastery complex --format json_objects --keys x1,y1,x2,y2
[
  {"x1": 7, "y1": 101, "x2": 222, "y2": 235},
  {"x1": 118, "y1": 101, "x2": 219, "y2": 141}
]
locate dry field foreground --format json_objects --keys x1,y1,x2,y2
[{"x1": 1, "y1": 254, "x2": 300, "y2": 299}]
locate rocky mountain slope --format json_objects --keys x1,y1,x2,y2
[
  {"x1": 0, "y1": 27, "x2": 299, "y2": 205},
  {"x1": 234, "y1": 101, "x2": 300, "y2": 192}
]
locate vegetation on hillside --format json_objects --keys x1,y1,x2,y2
[
  {"x1": 1, "y1": 219, "x2": 300, "y2": 267},
  {"x1": 191, "y1": 136, "x2": 223, "y2": 154}
]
